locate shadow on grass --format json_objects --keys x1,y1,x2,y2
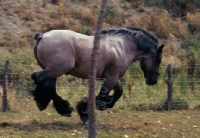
[
  {"x1": 0, "y1": 120, "x2": 142, "y2": 133},
  {"x1": 0, "y1": 121, "x2": 83, "y2": 132}
]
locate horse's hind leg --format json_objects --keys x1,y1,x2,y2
[
  {"x1": 31, "y1": 69, "x2": 73, "y2": 116},
  {"x1": 51, "y1": 80, "x2": 74, "y2": 117},
  {"x1": 31, "y1": 70, "x2": 53, "y2": 111}
]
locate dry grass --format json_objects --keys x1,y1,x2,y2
[
  {"x1": 171, "y1": 18, "x2": 189, "y2": 38},
  {"x1": 137, "y1": 3, "x2": 146, "y2": 12},
  {"x1": 148, "y1": 10, "x2": 171, "y2": 38},
  {"x1": 0, "y1": 109, "x2": 199, "y2": 138},
  {"x1": 71, "y1": 5, "x2": 98, "y2": 27},
  {"x1": 187, "y1": 12, "x2": 200, "y2": 33},
  {"x1": 105, "y1": 6, "x2": 126, "y2": 26},
  {"x1": 18, "y1": 37, "x2": 28, "y2": 48},
  {"x1": 126, "y1": 16, "x2": 141, "y2": 28}
]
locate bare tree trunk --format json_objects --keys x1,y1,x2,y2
[{"x1": 88, "y1": 0, "x2": 107, "y2": 138}]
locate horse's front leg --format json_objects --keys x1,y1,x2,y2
[
  {"x1": 76, "y1": 81, "x2": 123, "y2": 124},
  {"x1": 96, "y1": 81, "x2": 123, "y2": 110}
]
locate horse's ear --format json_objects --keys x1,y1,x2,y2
[{"x1": 157, "y1": 44, "x2": 164, "y2": 53}]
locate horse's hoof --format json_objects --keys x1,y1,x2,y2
[
  {"x1": 53, "y1": 96, "x2": 74, "y2": 117},
  {"x1": 96, "y1": 101, "x2": 107, "y2": 111},
  {"x1": 36, "y1": 102, "x2": 46, "y2": 111},
  {"x1": 61, "y1": 106, "x2": 74, "y2": 117},
  {"x1": 96, "y1": 96, "x2": 113, "y2": 110},
  {"x1": 61, "y1": 113, "x2": 72, "y2": 117},
  {"x1": 76, "y1": 97, "x2": 88, "y2": 124},
  {"x1": 80, "y1": 114, "x2": 88, "y2": 124}
]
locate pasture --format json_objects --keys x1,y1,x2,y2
[
  {"x1": 0, "y1": 48, "x2": 200, "y2": 137},
  {"x1": 0, "y1": 1, "x2": 200, "y2": 137},
  {"x1": 0, "y1": 108, "x2": 199, "y2": 138}
]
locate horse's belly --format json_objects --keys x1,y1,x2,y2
[
  {"x1": 68, "y1": 71, "x2": 89, "y2": 79},
  {"x1": 68, "y1": 67, "x2": 104, "y2": 79}
]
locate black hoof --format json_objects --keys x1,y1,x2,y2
[
  {"x1": 53, "y1": 94, "x2": 74, "y2": 117},
  {"x1": 76, "y1": 97, "x2": 88, "y2": 124},
  {"x1": 96, "y1": 95, "x2": 113, "y2": 110}
]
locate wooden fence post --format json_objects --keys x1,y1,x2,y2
[
  {"x1": 2, "y1": 60, "x2": 9, "y2": 112},
  {"x1": 167, "y1": 64, "x2": 173, "y2": 111}
]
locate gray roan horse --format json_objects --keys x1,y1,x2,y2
[{"x1": 31, "y1": 26, "x2": 164, "y2": 124}]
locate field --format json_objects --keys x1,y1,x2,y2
[
  {"x1": 0, "y1": 0, "x2": 200, "y2": 138},
  {"x1": 0, "y1": 108, "x2": 200, "y2": 138}
]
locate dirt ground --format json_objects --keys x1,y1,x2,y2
[{"x1": 0, "y1": 109, "x2": 199, "y2": 138}]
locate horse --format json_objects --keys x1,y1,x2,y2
[{"x1": 30, "y1": 26, "x2": 164, "y2": 124}]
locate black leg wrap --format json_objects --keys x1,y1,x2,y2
[
  {"x1": 76, "y1": 97, "x2": 88, "y2": 124},
  {"x1": 52, "y1": 94, "x2": 74, "y2": 117}
]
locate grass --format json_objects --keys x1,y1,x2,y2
[
  {"x1": 148, "y1": 10, "x2": 171, "y2": 38},
  {"x1": 187, "y1": 12, "x2": 200, "y2": 33},
  {"x1": 0, "y1": 109, "x2": 200, "y2": 138}
]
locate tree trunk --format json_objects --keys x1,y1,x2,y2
[{"x1": 88, "y1": 0, "x2": 107, "y2": 138}]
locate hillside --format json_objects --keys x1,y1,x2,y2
[{"x1": 0, "y1": 0, "x2": 200, "y2": 65}]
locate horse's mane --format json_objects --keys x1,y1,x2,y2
[{"x1": 101, "y1": 26, "x2": 158, "y2": 54}]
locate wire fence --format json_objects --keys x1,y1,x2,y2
[{"x1": 0, "y1": 60, "x2": 200, "y2": 113}]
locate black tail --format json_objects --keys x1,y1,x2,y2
[
  {"x1": 33, "y1": 32, "x2": 45, "y2": 69},
  {"x1": 34, "y1": 33, "x2": 43, "y2": 41}
]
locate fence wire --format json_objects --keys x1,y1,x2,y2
[{"x1": 0, "y1": 64, "x2": 200, "y2": 112}]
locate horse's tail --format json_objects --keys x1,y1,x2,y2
[
  {"x1": 34, "y1": 33, "x2": 43, "y2": 41},
  {"x1": 33, "y1": 33, "x2": 45, "y2": 69}
]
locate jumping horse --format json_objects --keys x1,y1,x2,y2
[{"x1": 31, "y1": 26, "x2": 164, "y2": 123}]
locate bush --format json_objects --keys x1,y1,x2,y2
[
  {"x1": 187, "y1": 12, "x2": 200, "y2": 34},
  {"x1": 181, "y1": 35, "x2": 200, "y2": 51},
  {"x1": 148, "y1": 10, "x2": 171, "y2": 38}
]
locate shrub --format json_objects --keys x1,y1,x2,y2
[
  {"x1": 187, "y1": 12, "x2": 200, "y2": 34},
  {"x1": 171, "y1": 18, "x2": 189, "y2": 38},
  {"x1": 105, "y1": 6, "x2": 126, "y2": 26},
  {"x1": 71, "y1": 5, "x2": 98, "y2": 27},
  {"x1": 148, "y1": 10, "x2": 171, "y2": 38}
]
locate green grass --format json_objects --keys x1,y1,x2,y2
[
  {"x1": 1, "y1": 47, "x2": 200, "y2": 112},
  {"x1": 0, "y1": 109, "x2": 200, "y2": 138}
]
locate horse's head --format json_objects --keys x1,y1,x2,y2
[{"x1": 140, "y1": 44, "x2": 164, "y2": 85}]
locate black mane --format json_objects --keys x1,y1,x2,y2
[{"x1": 101, "y1": 26, "x2": 158, "y2": 54}]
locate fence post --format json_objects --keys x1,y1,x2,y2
[
  {"x1": 167, "y1": 64, "x2": 173, "y2": 111},
  {"x1": 2, "y1": 60, "x2": 9, "y2": 112}
]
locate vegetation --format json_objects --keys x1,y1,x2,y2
[
  {"x1": 0, "y1": 0, "x2": 200, "y2": 137},
  {"x1": 0, "y1": 109, "x2": 200, "y2": 137},
  {"x1": 0, "y1": 0, "x2": 200, "y2": 115}
]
